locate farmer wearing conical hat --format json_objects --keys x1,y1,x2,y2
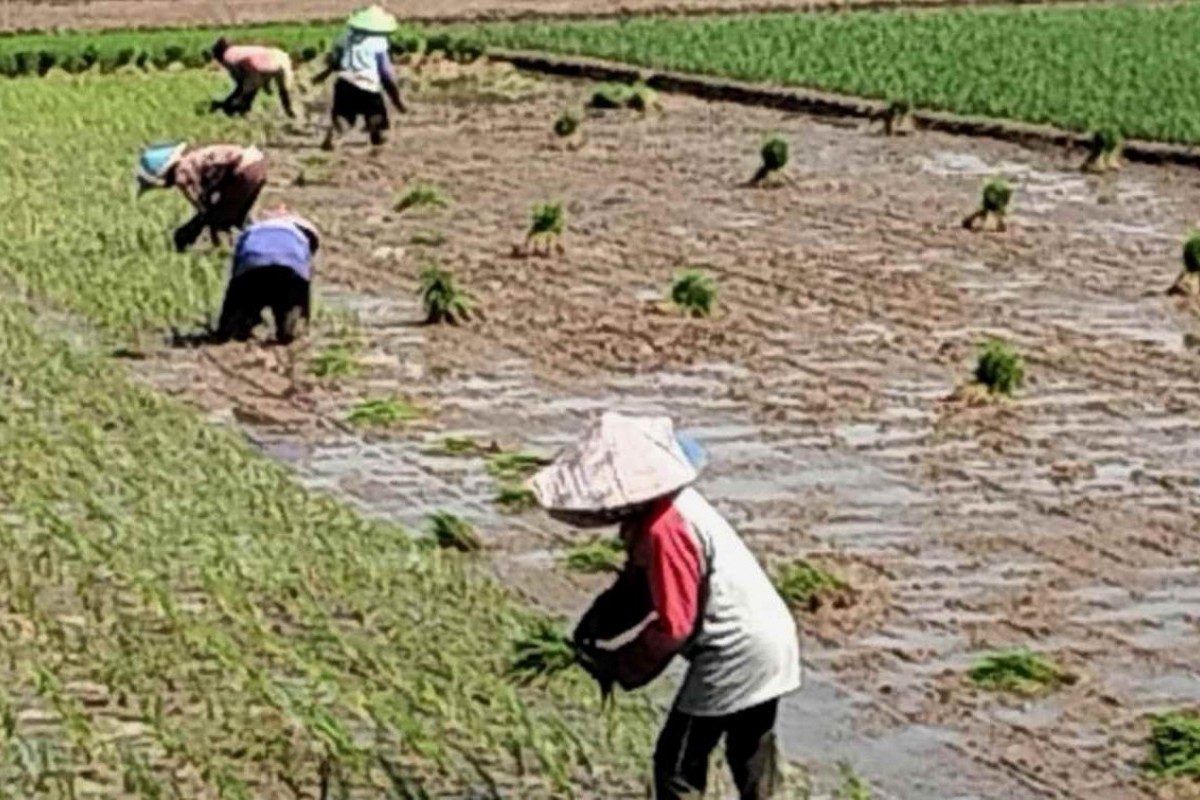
[
  {"x1": 214, "y1": 207, "x2": 319, "y2": 345},
  {"x1": 529, "y1": 413, "x2": 801, "y2": 800},
  {"x1": 312, "y1": 5, "x2": 407, "y2": 149},
  {"x1": 209, "y1": 36, "x2": 296, "y2": 119},
  {"x1": 136, "y1": 141, "x2": 267, "y2": 252}
]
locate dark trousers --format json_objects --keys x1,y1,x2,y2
[
  {"x1": 654, "y1": 699, "x2": 780, "y2": 800},
  {"x1": 216, "y1": 266, "x2": 310, "y2": 344}
]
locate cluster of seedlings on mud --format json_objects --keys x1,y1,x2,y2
[
  {"x1": 426, "y1": 510, "x2": 482, "y2": 552},
  {"x1": 1145, "y1": 710, "x2": 1200, "y2": 779},
  {"x1": 967, "y1": 649, "x2": 1076, "y2": 695},
  {"x1": 774, "y1": 559, "x2": 855, "y2": 612},
  {"x1": 562, "y1": 536, "x2": 626, "y2": 574},
  {"x1": 1082, "y1": 128, "x2": 1124, "y2": 173},
  {"x1": 424, "y1": 434, "x2": 497, "y2": 457},
  {"x1": 1168, "y1": 234, "x2": 1200, "y2": 296},
  {"x1": 553, "y1": 107, "x2": 584, "y2": 148},
  {"x1": 396, "y1": 182, "x2": 451, "y2": 214},
  {"x1": 345, "y1": 396, "x2": 424, "y2": 429},
  {"x1": 670, "y1": 269, "x2": 718, "y2": 318},
  {"x1": 294, "y1": 153, "x2": 335, "y2": 187},
  {"x1": 750, "y1": 135, "x2": 790, "y2": 186},
  {"x1": 525, "y1": 202, "x2": 567, "y2": 256},
  {"x1": 589, "y1": 81, "x2": 658, "y2": 113},
  {"x1": 834, "y1": 762, "x2": 874, "y2": 800},
  {"x1": 495, "y1": 486, "x2": 538, "y2": 513},
  {"x1": 879, "y1": 100, "x2": 915, "y2": 137},
  {"x1": 419, "y1": 266, "x2": 474, "y2": 325},
  {"x1": 962, "y1": 178, "x2": 1013, "y2": 232},
  {"x1": 973, "y1": 339, "x2": 1026, "y2": 397},
  {"x1": 309, "y1": 341, "x2": 362, "y2": 379}
]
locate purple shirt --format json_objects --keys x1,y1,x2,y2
[{"x1": 232, "y1": 219, "x2": 313, "y2": 281}]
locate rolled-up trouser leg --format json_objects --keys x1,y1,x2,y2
[{"x1": 653, "y1": 710, "x2": 724, "y2": 800}]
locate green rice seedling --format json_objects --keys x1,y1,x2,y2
[
  {"x1": 526, "y1": 202, "x2": 567, "y2": 255},
  {"x1": 309, "y1": 344, "x2": 361, "y2": 379},
  {"x1": 495, "y1": 486, "x2": 538, "y2": 513},
  {"x1": 1145, "y1": 710, "x2": 1200, "y2": 779},
  {"x1": 963, "y1": 178, "x2": 1013, "y2": 232},
  {"x1": 553, "y1": 108, "x2": 582, "y2": 138},
  {"x1": 345, "y1": 397, "x2": 424, "y2": 428},
  {"x1": 750, "y1": 135, "x2": 789, "y2": 186},
  {"x1": 486, "y1": 451, "x2": 551, "y2": 483},
  {"x1": 295, "y1": 154, "x2": 335, "y2": 187},
  {"x1": 967, "y1": 649, "x2": 1075, "y2": 695},
  {"x1": 509, "y1": 618, "x2": 577, "y2": 684},
  {"x1": 1082, "y1": 128, "x2": 1124, "y2": 173},
  {"x1": 627, "y1": 82, "x2": 659, "y2": 113},
  {"x1": 833, "y1": 762, "x2": 872, "y2": 800},
  {"x1": 882, "y1": 100, "x2": 914, "y2": 136},
  {"x1": 670, "y1": 269, "x2": 717, "y2": 318},
  {"x1": 419, "y1": 266, "x2": 474, "y2": 325},
  {"x1": 774, "y1": 559, "x2": 852, "y2": 612},
  {"x1": 395, "y1": 183, "x2": 451, "y2": 214},
  {"x1": 410, "y1": 230, "x2": 446, "y2": 248},
  {"x1": 973, "y1": 340, "x2": 1025, "y2": 397},
  {"x1": 562, "y1": 536, "x2": 625, "y2": 574},
  {"x1": 589, "y1": 81, "x2": 635, "y2": 109},
  {"x1": 1169, "y1": 234, "x2": 1200, "y2": 296},
  {"x1": 426, "y1": 511, "x2": 482, "y2": 552},
  {"x1": 423, "y1": 435, "x2": 491, "y2": 456}
]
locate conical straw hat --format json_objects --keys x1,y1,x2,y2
[
  {"x1": 529, "y1": 412, "x2": 699, "y2": 512},
  {"x1": 347, "y1": 5, "x2": 398, "y2": 33}
]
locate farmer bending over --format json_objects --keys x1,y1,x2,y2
[
  {"x1": 215, "y1": 209, "x2": 318, "y2": 345},
  {"x1": 136, "y1": 141, "x2": 267, "y2": 252},
  {"x1": 529, "y1": 412, "x2": 801, "y2": 800},
  {"x1": 210, "y1": 36, "x2": 296, "y2": 118},
  {"x1": 313, "y1": 5, "x2": 407, "y2": 149}
]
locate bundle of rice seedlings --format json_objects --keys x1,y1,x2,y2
[
  {"x1": 1145, "y1": 710, "x2": 1200, "y2": 778},
  {"x1": 423, "y1": 435, "x2": 492, "y2": 457},
  {"x1": 309, "y1": 344, "x2": 360, "y2": 379},
  {"x1": 395, "y1": 183, "x2": 450, "y2": 214},
  {"x1": 562, "y1": 536, "x2": 625, "y2": 574},
  {"x1": 525, "y1": 203, "x2": 566, "y2": 255},
  {"x1": 553, "y1": 108, "x2": 582, "y2": 139},
  {"x1": 495, "y1": 486, "x2": 538, "y2": 513},
  {"x1": 974, "y1": 340, "x2": 1025, "y2": 397},
  {"x1": 750, "y1": 135, "x2": 789, "y2": 186},
  {"x1": 775, "y1": 559, "x2": 853, "y2": 612},
  {"x1": 834, "y1": 762, "x2": 873, "y2": 800},
  {"x1": 1082, "y1": 128, "x2": 1123, "y2": 173},
  {"x1": 1169, "y1": 234, "x2": 1200, "y2": 296},
  {"x1": 345, "y1": 397, "x2": 424, "y2": 428},
  {"x1": 418, "y1": 266, "x2": 473, "y2": 325},
  {"x1": 509, "y1": 618, "x2": 577, "y2": 684},
  {"x1": 882, "y1": 100, "x2": 914, "y2": 136},
  {"x1": 670, "y1": 270, "x2": 717, "y2": 318},
  {"x1": 486, "y1": 451, "x2": 551, "y2": 483},
  {"x1": 968, "y1": 649, "x2": 1075, "y2": 695},
  {"x1": 588, "y1": 81, "x2": 657, "y2": 113},
  {"x1": 426, "y1": 511, "x2": 482, "y2": 552},
  {"x1": 962, "y1": 178, "x2": 1013, "y2": 232}
]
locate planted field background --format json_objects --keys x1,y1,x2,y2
[{"x1": 0, "y1": 72, "x2": 661, "y2": 797}]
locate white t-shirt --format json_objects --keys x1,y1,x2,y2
[{"x1": 335, "y1": 30, "x2": 390, "y2": 93}]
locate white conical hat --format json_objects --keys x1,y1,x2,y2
[{"x1": 529, "y1": 412, "x2": 699, "y2": 512}]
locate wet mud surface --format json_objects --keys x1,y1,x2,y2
[{"x1": 131, "y1": 63, "x2": 1200, "y2": 798}]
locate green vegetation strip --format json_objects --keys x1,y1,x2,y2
[
  {"x1": 467, "y1": 4, "x2": 1200, "y2": 144},
  {"x1": 0, "y1": 71, "x2": 657, "y2": 794}
]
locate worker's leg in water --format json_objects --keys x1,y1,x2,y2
[
  {"x1": 215, "y1": 273, "x2": 265, "y2": 342},
  {"x1": 653, "y1": 710, "x2": 725, "y2": 799},
  {"x1": 268, "y1": 269, "x2": 311, "y2": 345},
  {"x1": 723, "y1": 700, "x2": 781, "y2": 800},
  {"x1": 273, "y1": 73, "x2": 296, "y2": 118}
]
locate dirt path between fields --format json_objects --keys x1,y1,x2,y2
[
  {"x1": 1, "y1": 0, "x2": 1116, "y2": 32},
  {"x1": 130, "y1": 62, "x2": 1200, "y2": 798}
]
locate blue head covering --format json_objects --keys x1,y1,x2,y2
[
  {"x1": 675, "y1": 432, "x2": 708, "y2": 470},
  {"x1": 136, "y1": 141, "x2": 186, "y2": 191}
]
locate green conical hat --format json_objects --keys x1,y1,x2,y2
[{"x1": 347, "y1": 5, "x2": 398, "y2": 33}]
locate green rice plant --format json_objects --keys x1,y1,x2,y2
[
  {"x1": 509, "y1": 619, "x2": 577, "y2": 684},
  {"x1": 967, "y1": 649, "x2": 1075, "y2": 695},
  {"x1": 1145, "y1": 710, "x2": 1200, "y2": 779},
  {"x1": 309, "y1": 344, "x2": 361, "y2": 379},
  {"x1": 963, "y1": 179, "x2": 1013, "y2": 232},
  {"x1": 973, "y1": 340, "x2": 1025, "y2": 397},
  {"x1": 526, "y1": 202, "x2": 567, "y2": 255},
  {"x1": 833, "y1": 762, "x2": 872, "y2": 800},
  {"x1": 1169, "y1": 234, "x2": 1200, "y2": 296},
  {"x1": 418, "y1": 266, "x2": 474, "y2": 325},
  {"x1": 882, "y1": 100, "x2": 914, "y2": 136},
  {"x1": 1082, "y1": 128, "x2": 1124, "y2": 173},
  {"x1": 588, "y1": 81, "x2": 635, "y2": 109},
  {"x1": 426, "y1": 511, "x2": 482, "y2": 553},
  {"x1": 553, "y1": 108, "x2": 582, "y2": 138},
  {"x1": 410, "y1": 230, "x2": 446, "y2": 247},
  {"x1": 562, "y1": 536, "x2": 625, "y2": 574},
  {"x1": 750, "y1": 135, "x2": 789, "y2": 185},
  {"x1": 424, "y1": 435, "x2": 489, "y2": 457},
  {"x1": 670, "y1": 269, "x2": 717, "y2": 318},
  {"x1": 486, "y1": 451, "x2": 551, "y2": 483},
  {"x1": 495, "y1": 486, "x2": 538, "y2": 513},
  {"x1": 345, "y1": 397, "x2": 424, "y2": 429},
  {"x1": 395, "y1": 183, "x2": 451, "y2": 214},
  {"x1": 627, "y1": 82, "x2": 659, "y2": 113},
  {"x1": 774, "y1": 559, "x2": 851, "y2": 612}
]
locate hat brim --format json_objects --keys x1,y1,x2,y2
[{"x1": 347, "y1": 8, "x2": 398, "y2": 33}]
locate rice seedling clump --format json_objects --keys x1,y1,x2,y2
[
  {"x1": 974, "y1": 340, "x2": 1025, "y2": 397},
  {"x1": 419, "y1": 266, "x2": 474, "y2": 325},
  {"x1": 670, "y1": 270, "x2": 718, "y2": 318},
  {"x1": 1145, "y1": 711, "x2": 1200, "y2": 779},
  {"x1": 426, "y1": 511, "x2": 482, "y2": 552},
  {"x1": 774, "y1": 559, "x2": 852, "y2": 612},
  {"x1": 967, "y1": 649, "x2": 1075, "y2": 695}
]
